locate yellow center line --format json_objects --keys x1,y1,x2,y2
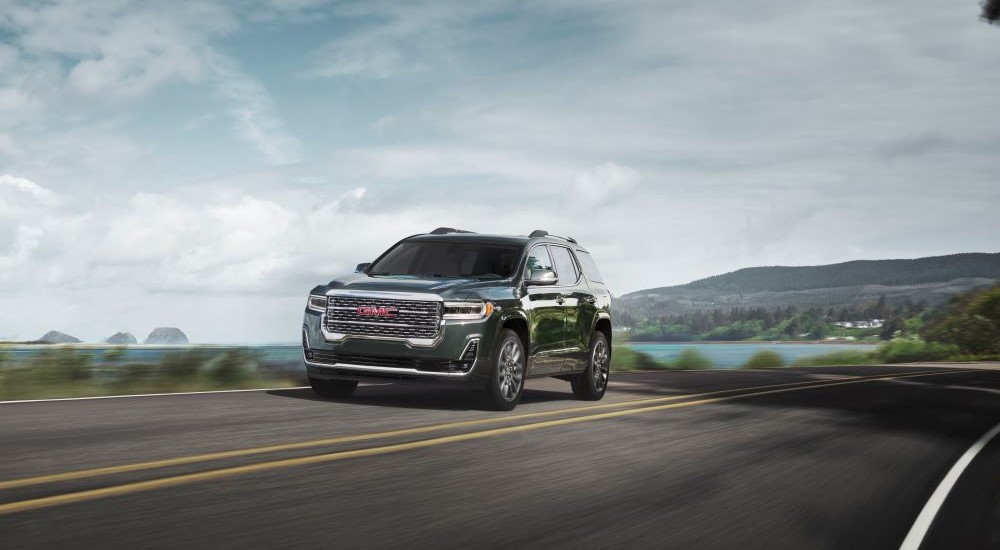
[
  {"x1": 0, "y1": 371, "x2": 914, "y2": 491},
  {"x1": 0, "y1": 368, "x2": 974, "y2": 516}
]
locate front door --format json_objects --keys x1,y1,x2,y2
[
  {"x1": 524, "y1": 245, "x2": 565, "y2": 375},
  {"x1": 547, "y1": 245, "x2": 593, "y2": 371}
]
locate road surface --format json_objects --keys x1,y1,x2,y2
[{"x1": 2, "y1": 363, "x2": 1000, "y2": 549}]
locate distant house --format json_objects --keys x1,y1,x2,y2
[{"x1": 834, "y1": 319, "x2": 884, "y2": 329}]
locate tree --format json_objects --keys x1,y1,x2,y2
[
  {"x1": 983, "y1": 0, "x2": 1000, "y2": 26},
  {"x1": 923, "y1": 285, "x2": 1000, "y2": 354},
  {"x1": 880, "y1": 317, "x2": 905, "y2": 340}
]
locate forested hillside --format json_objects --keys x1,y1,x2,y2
[
  {"x1": 635, "y1": 253, "x2": 1000, "y2": 295},
  {"x1": 616, "y1": 253, "x2": 1000, "y2": 341}
]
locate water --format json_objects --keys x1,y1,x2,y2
[
  {"x1": 627, "y1": 342, "x2": 879, "y2": 369},
  {"x1": 2, "y1": 343, "x2": 877, "y2": 370}
]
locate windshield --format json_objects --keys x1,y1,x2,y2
[{"x1": 367, "y1": 241, "x2": 523, "y2": 279}]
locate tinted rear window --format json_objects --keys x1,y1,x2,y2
[
  {"x1": 368, "y1": 241, "x2": 522, "y2": 279},
  {"x1": 575, "y1": 250, "x2": 604, "y2": 283}
]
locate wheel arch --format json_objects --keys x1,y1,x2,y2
[
  {"x1": 500, "y1": 313, "x2": 530, "y2": 352},
  {"x1": 593, "y1": 315, "x2": 612, "y2": 352}
]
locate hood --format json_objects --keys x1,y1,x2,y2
[{"x1": 317, "y1": 273, "x2": 508, "y2": 299}]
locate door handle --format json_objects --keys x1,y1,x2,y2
[
  {"x1": 583, "y1": 296, "x2": 596, "y2": 304},
  {"x1": 555, "y1": 296, "x2": 565, "y2": 305}
]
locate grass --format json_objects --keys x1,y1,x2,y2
[
  {"x1": 791, "y1": 339, "x2": 989, "y2": 367},
  {"x1": 0, "y1": 347, "x2": 301, "y2": 401}
]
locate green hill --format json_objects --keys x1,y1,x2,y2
[
  {"x1": 636, "y1": 253, "x2": 1000, "y2": 295},
  {"x1": 619, "y1": 253, "x2": 1000, "y2": 319}
]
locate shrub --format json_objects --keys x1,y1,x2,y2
[
  {"x1": 873, "y1": 340, "x2": 959, "y2": 364},
  {"x1": 206, "y1": 349, "x2": 257, "y2": 384},
  {"x1": 28, "y1": 347, "x2": 94, "y2": 383},
  {"x1": 610, "y1": 346, "x2": 665, "y2": 372},
  {"x1": 672, "y1": 348, "x2": 712, "y2": 370},
  {"x1": 741, "y1": 350, "x2": 785, "y2": 369},
  {"x1": 103, "y1": 346, "x2": 127, "y2": 364},
  {"x1": 159, "y1": 350, "x2": 207, "y2": 379}
]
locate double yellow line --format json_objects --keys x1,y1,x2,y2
[{"x1": 0, "y1": 369, "x2": 972, "y2": 515}]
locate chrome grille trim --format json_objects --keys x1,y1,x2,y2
[{"x1": 323, "y1": 292, "x2": 443, "y2": 343}]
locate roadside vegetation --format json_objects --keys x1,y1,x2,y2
[
  {"x1": 740, "y1": 350, "x2": 785, "y2": 369},
  {"x1": 610, "y1": 346, "x2": 711, "y2": 372},
  {"x1": 792, "y1": 285, "x2": 1000, "y2": 366},
  {"x1": 0, "y1": 347, "x2": 301, "y2": 400},
  {"x1": 5, "y1": 285, "x2": 997, "y2": 399},
  {"x1": 621, "y1": 295, "x2": 920, "y2": 342}
]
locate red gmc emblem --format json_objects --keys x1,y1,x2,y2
[{"x1": 356, "y1": 306, "x2": 398, "y2": 319}]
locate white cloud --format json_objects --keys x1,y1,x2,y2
[
  {"x1": 1, "y1": 0, "x2": 999, "y2": 342},
  {"x1": 0, "y1": 174, "x2": 59, "y2": 205},
  {"x1": 0, "y1": 0, "x2": 299, "y2": 165},
  {"x1": 210, "y1": 55, "x2": 303, "y2": 165},
  {"x1": 568, "y1": 162, "x2": 642, "y2": 205}
]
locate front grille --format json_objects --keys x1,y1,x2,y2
[{"x1": 326, "y1": 295, "x2": 442, "y2": 340}]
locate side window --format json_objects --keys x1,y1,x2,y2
[
  {"x1": 575, "y1": 250, "x2": 604, "y2": 283},
  {"x1": 524, "y1": 246, "x2": 554, "y2": 278},
  {"x1": 549, "y1": 246, "x2": 580, "y2": 284}
]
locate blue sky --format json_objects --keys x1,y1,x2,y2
[{"x1": 1, "y1": 0, "x2": 998, "y2": 343}]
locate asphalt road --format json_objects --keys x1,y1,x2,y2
[{"x1": 2, "y1": 363, "x2": 1000, "y2": 549}]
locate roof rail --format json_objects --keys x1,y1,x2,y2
[
  {"x1": 530, "y1": 229, "x2": 578, "y2": 245},
  {"x1": 550, "y1": 234, "x2": 578, "y2": 244},
  {"x1": 429, "y1": 227, "x2": 475, "y2": 235}
]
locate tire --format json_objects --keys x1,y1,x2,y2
[
  {"x1": 480, "y1": 329, "x2": 526, "y2": 411},
  {"x1": 571, "y1": 332, "x2": 610, "y2": 401},
  {"x1": 309, "y1": 377, "x2": 358, "y2": 399}
]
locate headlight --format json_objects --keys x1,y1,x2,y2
[
  {"x1": 306, "y1": 294, "x2": 328, "y2": 313},
  {"x1": 443, "y1": 301, "x2": 494, "y2": 320}
]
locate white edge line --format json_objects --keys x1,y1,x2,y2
[
  {"x1": 0, "y1": 386, "x2": 310, "y2": 405},
  {"x1": 899, "y1": 420, "x2": 1000, "y2": 550}
]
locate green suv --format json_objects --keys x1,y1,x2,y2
[{"x1": 302, "y1": 228, "x2": 613, "y2": 410}]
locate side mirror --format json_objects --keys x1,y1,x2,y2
[
  {"x1": 525, "y1": 269, "x2": 558, "y2": 286},
  {"x1": 355, "y1": 262, "x2": 371, "y2": 273}
]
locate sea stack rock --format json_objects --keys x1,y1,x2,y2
[
  {"x1": 144, "y1": 327, "x2": 189, "y2": 345},
  {"x1": 37, "y1": 331, "x2": 82, "y2": 344},
  {"x1": 105, "y1": 332, "x2": 138, "y2": 345}
]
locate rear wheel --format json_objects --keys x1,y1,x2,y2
[
  {"x1": 571, "y1": 332, "x2": 609, "y2": 400},
  {"x1": 480, "y1": 329, "x2": 525, "y2": 411},
  {"x1": 309, "y1": 377, "x2": 358, "y2": 399}
]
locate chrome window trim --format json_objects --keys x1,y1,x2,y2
[{"x1": 523, "y1": 243, "x2": 583, "y2": 289}]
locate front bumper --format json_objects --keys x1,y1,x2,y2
[{"x1": 302, "y1": 310, "x2": 498, "y2": 389}]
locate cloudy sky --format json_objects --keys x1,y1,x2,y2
[{"x1": 0, "y1": 0, "x2": 997, "y2": 343}]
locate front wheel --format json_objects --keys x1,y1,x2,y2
[
  {"x1": 309, "y1": 377, "x2": 358, "y2": 399},
  {"x1": 480, "y1": 329, "x2": 526, "y2": 411},
  {"x1": 571, "y1": 333, "x2": 610, "y2": 401}
]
